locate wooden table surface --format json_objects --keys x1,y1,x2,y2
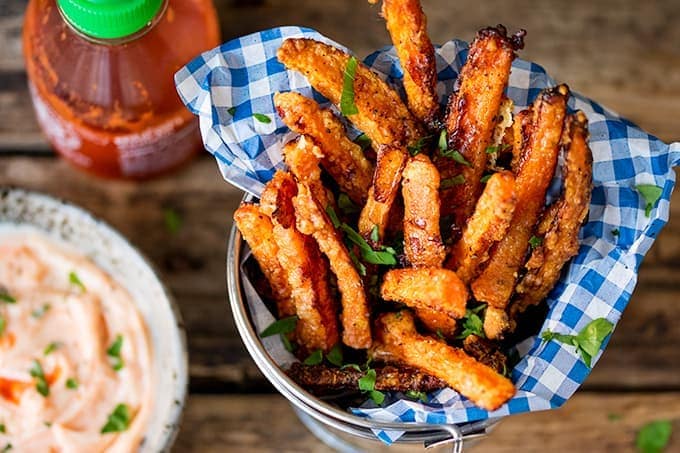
[{"x1": 2, "y1": 0, "x2": 679, "y2": 451}]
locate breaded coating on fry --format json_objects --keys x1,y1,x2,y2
[
  {"x1": 462, "y1": 334, "x2": 508, "y2": 375},
  {"x1": 510, "y1": 108, "x2": 532, "y2": 174},
  {"x1": 358, "y1": 145, "x2": 408, "y2": 243},
  {"x1": 260, "y1": 171, "x2": 340, "y2": 352},
  {"x1": 234, "y1": 204, "x2": 295, "y2": 319},
  {"x1": 511, "y1": 111, "x2": 592, "y2": 317},
  {"x1": 413, "y1": 308, "x2": 458, "y2": 337},
  {"x1": 437, "y1": 26, "x2": 522, "y2": 228},
  {"x1": 448, "y1": 171, "x2": 516, "y2": 283},
  {"x1": 483, "y1": 306, "x2": 512, "y2": 340},
  {"x1": 370, "y1": 311, "x2": 516, "y2": 411},
  {"x1": 275, "y1": 92, "x2": 373, "y2": 204},
  {"x1": 293, "y1": 183, "x2": 372, "y2": 349},
  {"x1": 471, "y1": 85, "x2": 569, "y2": 309},
  {"x1": 381, "y1": 268, "x2": 468, "y2": 319},
  {"x1": 277, "y1": 38, "x2": 424, "y2": 147},
  {"x1": 381, "y1": 0, "x2": 439, "y2": 125},
  {"x1": 402, "y1": 154, "x2": 446, "y2": 267},
  {"x1": 281, "y1": 136, "x2": 334, "y2": 210}
]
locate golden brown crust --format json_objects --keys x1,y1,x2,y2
[
  {"x1": 448, "y1": 171, "x2": 516, "y2": 283},
  {"x1": 437, "y1": 26, "x2": 517, "y2": 228},
  {"x1": 402, "y1": 154, "x2": 446, "y2": 267},
  {"x1": 380, "y1": 268, "x2": 468, "y2": 319},
  {"x1": 260, "y1": 171, "x2": 340, "y2": 352},
  {"x1": 234, "y1": 204, "x2": 295, "y2": 319},
  {"x1": 281, "y1": 136, "x2": 334, "y2": 210},
  {"x1": 381, "y1": 0, "x2": 439, "y2": 125},
  {"x1": 274, "y1": 92, "x2": 373, "y2": 204},
  {"x1": 510, "y1": 108, "x2": 532, "y2": 174},
  {"x1": 511, "y1": 111, "x2": 592, "y2": 317},
  {"x1": 471, "y1": 85, "x2": 569, "y2": 309},
  {"x1": 358, "y1": 145, "x2": 408, "y2": 243},
  {"x1": 370, "y1": 311, "x2": 516, "y2": 411},
  {"x1": 277, "y1": 38, "x2": 424, "y2": 148},
  {"x1": 483, "y1": 306, "x2": 512, "y2": 340},
  {"x1": 293, "y1": 183, "x2": 372, "y2": 349},
  {"x1": 413, "y1": 308, "x2": 458, "y2": 337}
]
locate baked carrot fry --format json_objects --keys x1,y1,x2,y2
[
  {"x1": 260, "y1": 171, "x2": 340, "y2": 353},
  {"x1": 275, "y1": 92, "x2": 373, "y2": 204},
  {"x1": 483, "y1": 306, "x2": 511, "y2": 340},
  {"x1": 438, "y1": 26, "x2": 522, "y2": 228},
  {"x1": 277, "y1": 38, "x2": 424, "y2": 147},
  {"x1": 511, "y1": 111, "x2": 592, "y2": 317},
  {"x1": 234, "y1": 204, "x2": 295, "y2": 319},
  {"x1": 381, "y1": 268, "x2": 468, "y2": 319},
  {"x1": 370, "y1": 311, "x2": 516, "y2": 411},
  {"x1": 448, "y1": 171, "x2": 516, "y2": 283},
  {"x1": 413, "y1": 308, "x2": 458, "y2": 337},
  {"x1": 281, "y1": 136, "x2": 334, "y2": 210},
  {"x1": 471, "y1": 85, "x2": 569, "y2": 309},
  {"x1": 402, "y1": 154, "x2": 446, "y2": 267},
  {"x1": 293, "y1": 183, "x2": 372, "y2": 349},
  {"x1": 358, "y1": 145, "x2": 408, "y2": 243},
  {"x1": 381, "y1": 0, "x2": 439, "y2": 125}
]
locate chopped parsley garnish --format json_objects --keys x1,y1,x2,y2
[
  {"x1": 435, "y1": 329, "x2": 445, "y2": 340},
  {"x1": 227, "y1": 106, "x2": 237, "y2": 116},
  {"x1": 326, "y1": 206, "x2": 396, "y2": 266},
  {"x1": 29, "y1": 360, "x2": 49, "y2": 397},
  {"x1": 31, "y1": 304, "x2": 51, "y2": 319},
  {"x1": 43, "y1": 342, "x2": 59, "y2": 356},
  {"x1": 437, "y1": 130, "x2": 471, "y2": 166},
  {"x1": 66, "y1": 378, "x2": 79, "y2": 390},
  {"x1": 370, "y1": 225, "x2": 380, "y2": 244},
  {"x1": 358, "y1": 368, "x2": 384, "y2": 404},
  {"x1": 635, "y1": 184, "x2": 662, "y2": 217},
  {"x1": 106, "y1": 335, "x2": 124, "y2": 371},
  {"x1": 260, "y1": 316, "x2": 299, "y2": 353},
  {"x1": 407, "y1": 135, "x2": 433, "y2": 156},
  {"x1": 340, "y1": 56, "x2": 359, "y2": 116},
  {"x1": 341, "y1": 363, "x2": 362, "y2": 372},
  {"x1": 338, "y1": 193, "x2": 360, "y2": 214},
  {"x1": 636, "y1": 420, "x2": 672, "y2": 453},
  {"x1": 0, "y1": 290, "x2": 15, "y2": 304},
  {"x1": 456, "y1": 305, "x2": 486, "y2": 339},
  {"x1": 485, "y1": 144, "x2": 511, "y2": 154},
  {"x1": 0, "y1": 318, "x2": 5, "y2": 337},
  {"x1": 303, "y1": 349, "x2": 323, "y2": 365},
  {"x1": 325, "y1": 205, "x2": 341, "y2": 228},
  {"x1": 163, "y1": 208, "x2": 182, "y2": 234},
  {"x1": 326, "y1": 343, "x2": 343, "y2": 367},
  {"x1": 354, "y1": 133, "x2": 372, "y2": 151},
  {"x1": 541, "y1": 318, "x2": 614, "y2": 367},
  {"x1": 253, "y1": 113, "x2": 271, "y2": 124},
  {"x1": 348, "y1": 249, "x2": 367, "y2": 276},
  {"x1": 1, "y1": 443, "x2": 10, "y2": 452},
  {"x1": 480, "y1": 173, "x2": 493, "y2": 184},
  {"x1": 101, "y1": 404, "x2": 132, "y2": 434},
  {"x1": 611, "y1": 228, "x2": 620, "y2": 237},
  {"x1": 0, "y1": 424, "x2": 5, "y2": 433},
  {"x1": 440, "y1": 175, "x2": 465, "y2": 189},
  {"x1": 405, "y1": 390, "x2": 429, "y2": 402},
  {"x1": 528, "y1": 235, "x2": 543, "y2": 249},
  {"x1": 68, "y1": 272, "x2": 86, "y2": 292}
]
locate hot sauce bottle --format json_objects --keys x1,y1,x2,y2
[{"x1": 23, "y1": 0, "x2": 220, "y2": 179}]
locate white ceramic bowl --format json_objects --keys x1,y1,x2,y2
[{"x1": 0, "y1": 188, "x2": 188, "y2": 452}]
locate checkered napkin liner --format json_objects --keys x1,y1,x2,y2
[{"x1": 175, "y1": 26, "x2": 680, "y2": 441}]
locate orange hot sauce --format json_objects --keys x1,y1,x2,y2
[{"x1": 23, "y1": 0, "x2": 220, "y2": 179}]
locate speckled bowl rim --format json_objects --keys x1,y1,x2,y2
[{"x1": 0, "y1": 187, "x2": 188, "y2": 452}]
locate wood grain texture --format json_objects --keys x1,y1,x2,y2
[{"x1": 175, "y1": 393, "x2": 680, "y2": 452}]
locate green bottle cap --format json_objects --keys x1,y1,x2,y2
[{"x1": 56, "y1": 0, "x2": 164, "y2": 40}]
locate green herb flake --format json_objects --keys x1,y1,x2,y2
[
  {"x1": 0, "y1": 318, "x2": 5, "y2": 337},
  {"x1": 611, "y1": 229, "x2": 620, "y2": 237},
  {"x1": 440, "y1": 175, "x2": 465, "y2": 189},
  {"x1": 260, "y1": 316, "x2": 299, "y2": 338},
  {"x1": 456, "y1": 306, "x2": 486, "y2": 340},
  {"x1": 29, "y1": 360, "x2": 49, "y2": 397},
  {"x1": 0, "y1": 291, "x2": 16, "y2": 304},
  {"x1": 44, "y1": 421, "x2": 52, "y2": 428},
  {"x1": 101, "y1": 404, "x2": 132, "y2": 434},
  {"x1": 436, "y1": 329, "x2": 445, "y2": 340},
  {"x1": 163, "y1": 208, "x2": 182, "y2": 234},
  {"x1": 339, "y1": 223, "x2": 396, "y2": 265},
  {"x1": 438, "y1": 130, "x2": 470, "y2": 166},
  {"x1": 281, "y1": 334, "x2": 295, "y2": 353},
  {"x1": 370, "y1": 225, "x2": 380, "y2": 244},
  {"x1": 369, "y1": 390, "x2": 385, "y2": 405},
  {"x1": 227, "y1": 107, "x2": 237, "y2": 116},
  {"x1": 338, "y1": 193, "x2": 359, "y2": 215},
  {"x1": 1, "y1": 444, "x2": 10, "y2": 452},
  {"x1": 253, "y1": 113, "x2": 272, "y2": 124},
  {"x1": 480, "y1": 174, "x2": 493, "y2": 184},
  {"x1": 405, "y1": 390, "x2": 429, "y2": 402},
  {"x1": 326, "y1": 344, "x2": 344, "y2": 367},
  {"x1": 348, "y1": 249, "x2": 367, "y2": 276},
  {"x1": 303, "y1": 349, "x2": 324, "y2": 365},
  {"x1": 636, "y1": 420, "x2": 672, "y2": 453},
  {"x1": 31, "y1": 304, "x2": 51, "y2": 319},
  {"x1": 66, "y1": 378, "x2": 79, "y2": 390},
  {"x1": 528, "y1": 235, "x2": 543, "y2": 249},
  {"x1": 0, "y1": 424, "x2": 4, "y2": 433},
  {"x1": 407, "y1": 135, "x2": 433, "y2": 156},
  {"x1": 635, "y1": 184, "x2": 663, "y2": 218},
  {"x1": 68, "y1": 272, "x2": 86, "y2": 292},
  {"x1": 341, "y1": 363, "x2": 362, "y2": 372},
  {"x1": 438, "y1": 130, "x2": 448, "y2": 153},
  {"x1": 325, "y1": 205, "x2": 341, "y2": 228},
  {"x1": 340, "y1": 56, "x2": 359, "y2": 116},
  {"x1": 358, "y1": 368, "x2": 377, "y2": 392},
  {"x1": 486, "y1": 144, "x2": 511, "y2": 154},
  {"x1": 541, "y1": 318, "x2": 614, "y2": 367},
  {"x1": 354, "y1": 133, "x2": 372, "y2": 151},
  {"x1": 43, "y1": 342, "x2": 59, "y2": 356},
  {"x1": 106, "y1": 335, "x2": 124, "y2": 371}
]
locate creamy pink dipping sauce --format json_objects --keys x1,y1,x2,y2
[{"x1": 0, "y1": 233, "x2": 153, "y2": 452}]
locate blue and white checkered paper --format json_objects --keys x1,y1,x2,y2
[{"x1": 176, "y1": 27, "x2": 680, "y2": 442}]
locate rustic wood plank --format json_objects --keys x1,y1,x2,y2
[
  {"x1": 2, "y1": 0, "x2": 680, "y2": 150},
  {"x1": 1, "y1": 156, "x2": 679, "y2": 391},
  {"x1": 175, "y1": 393, "x2": 680, "y2": 452}
]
